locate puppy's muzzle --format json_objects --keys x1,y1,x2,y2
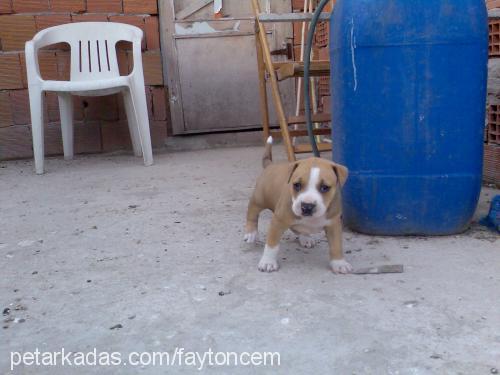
[{"x1": 301, "y1": 202, "x2": 316, "y2": 216}]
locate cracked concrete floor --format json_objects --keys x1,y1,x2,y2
[{"x1": 0, "y1": 145, "x2": 499, "y2": 374}]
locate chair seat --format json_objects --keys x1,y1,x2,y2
[{"x1": 41, "y1": 76, "x2": 130, "y2": 95}]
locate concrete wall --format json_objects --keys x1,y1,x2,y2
[{"x1": 0, "y1": 0, "x2": 168, "y2": 161}]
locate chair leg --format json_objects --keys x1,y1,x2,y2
[
  {"x1": 29, "y1": 88, "x2": 45, "y2": 174},
  {"x1": 122, "y1": 90, "x2": 142, "y2": 157},
  {"x1": 129, "y1": 83, "x2": 153, "y2": 166},
  {"x1": 58, "y1": 93, "x2": 74, "y2": 160},
  {"x1": 255, "y1": 28, "x2": 270, "y2": 141}
]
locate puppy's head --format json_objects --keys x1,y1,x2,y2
[{"x1": 288, "y1": 158, "x2": 348, "y2": 218}]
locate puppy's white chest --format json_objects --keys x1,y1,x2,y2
[{"x1": 291, "y1": 216, "x2": 331, "y2": 235}]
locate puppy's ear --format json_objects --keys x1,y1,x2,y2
[
  {"x1": 287, "y1": 161, "x2": 300, "y2": 184},
  {"x1": 331, "y1": 162, "x2": 348, "y2": 187}
]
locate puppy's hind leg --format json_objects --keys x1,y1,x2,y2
[{"x1": 244, "y1": 198, "x2": 263, "y2": 243}]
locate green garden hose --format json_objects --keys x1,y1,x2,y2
[{"x1": 304, "y1": 0, "x2": 330, "y2": 157}]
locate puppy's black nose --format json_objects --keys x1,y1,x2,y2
[{"x1": 301, "y1": 202, "x2": 316, "y2": 216}]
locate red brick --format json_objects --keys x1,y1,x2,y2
[
  {"x1": 71, "y1": 13, "x2": 108, "y2": 23},
  {"x1": 44, "y1": 121, "x2": 103, "y2": 157},
  {"x1": 38, "y1": 50, "x2": 59, "y2": 80},
  {"x1": 145, "y1": 86, "x2": 153, "y2": 119},
  {"x1": 45, "y1": 92, "x2": 59, "y2": 122},
  {"x1": 18, "y1": 52, "x2": 27, "y2": 88},
  {"x1": 292, "y1": 0, "x2": 304, "y2": 11},
  {"x1": 123, "y1": 0, "x2": 157, "y2": 14},
  {"x1": 116, "y1": 91, "x2": 126, "y2": 119},
  {"x1": 0, "y1": 125, "x2": 32, "y2": 160},
  {"x1": 293, "y1": 22, "x2": 304, "y2": 46},
  {"x1": 74, "y1": 121, "x2": 102, "y2": 154},
  {"x1": 0, "y1": 91, "x2": 13, "y2": 127},
  {"x1": 321, "y1": 95, "x2": 331, "y2": 114},
  {"x1": 69, "y1": 96, "x2": 85, "y2": 121},
  {"x1": 117, "y1": 49, "x2": 130, "y2": 76},
  {"x1": 12, "y1": 0, "x2": 49, "y2": 13},
  {"x1": 317, "y1": 46, "x2": 329, "y2": 60},
  {"x1": 483, "y1": 144, "x2": 500, "y2": 184},
  {"x1": 151, "y1": 86, "x2": 167, "y2": 121},
  {"x1": 117, "y1": 87, "x2": 160, "y2": 122},
  {"x1": 488, "y1": 0, "x2": 500, "y2": 9},
  {"x1": 56, "y1": 50, "x2": 70, "y2": 80},
  {"x1": 73, "y1": 95, "x2": 118, "y2": 121},
  {"x1": 109, "y1": 15, "x2": 146, "y2": 49},
  {"x1": 315, "y1": 21, "x2": 329, "y2": 48},
  {"x1": 142, "y1": 50, "x2": 163, "y2": 85},
  {"x1": 101, "y1": 120, "x2": 132, "y2": 152},
  {"x1": 0, "y1": 54, "x2": 23, "y2": 89},
  {"x1": 0, "y1": 15, "x2": 37, "y2": 51},
  {"x1": 86, "y1": 0, "x2": 122, "y2": 13},
  {"x1": 35, "y1": 14, "x2": 71, "y2": 31},
  {"x1": 0, "y1": 0, "x2": 13, "y2": 14},
  {"x1": 145, "y1": 15, "x2": 159, "y2": 50},
  {"x1": 150, "y1": 120, "x2": 167, "y2": 148},
  {"x1": 44, "y1": 121, "x2": 102, "y2": 157},
  {"x1": 9, "y1": 89, "x2": 31, "y2": 125},
  {"x1": 44, "y1": 122, "x2": 63, "y2": 155},
  {"x1": 49, "y1": 0, "x2": 85, "y2": 12}
]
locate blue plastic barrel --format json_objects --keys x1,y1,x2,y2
[{"x1": 330, "y1": 0, "x2": 488, "y2": 235}]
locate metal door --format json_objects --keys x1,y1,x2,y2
[{"x1": 159, "y1": 0, "x2": 294, "y2": 134}]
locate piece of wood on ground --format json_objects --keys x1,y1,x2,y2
[{"x1": 352, "y1": 264, "x2": 404, "y2": 275}]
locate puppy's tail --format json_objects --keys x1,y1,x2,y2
[{"x1": 262, "y1": 136, "x2": 273, "y2": 169}]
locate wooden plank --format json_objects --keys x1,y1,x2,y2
[
  {"x1": 288, "y1": 113, "x2": 331, "y2": 124},
  {"x1": 158, "y1": 0, "x2": 185, "y2": 134},
  {"x1": 258, "y1": 12, "x2": 330, "y2": 23},
  {"x1": 274, "y1": 60, "x2": 330, "y2": 81},
  {"x1": 271, "y1": 128, "x2": 330, "y2": 138},
  {"x1": 176, "y1": 0, "x2": 213, "y2": 20},
  {"x1": 294, "y1": 142, "x2": 332, "y2": 154}
]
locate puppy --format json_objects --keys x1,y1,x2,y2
[{"x1": 244, "y1": 137, "x2": 352, "y2": 274}]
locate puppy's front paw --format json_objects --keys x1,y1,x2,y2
[
  {"x1": 258, "y1": 257, "x2": 279, "y2": 272},
  {"x1": 243, "y1": 231, "x2": 257, "y2": 243},
  {"x1": 330, "y1": 259, "x2": 353, "y2": 274},
  {"x1": 298, "y1": 234, "x2": 316, "y2": 249}
]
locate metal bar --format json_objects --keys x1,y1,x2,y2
[{"x1": 257, "y1": 12, "x2": 330, "y2": 23}]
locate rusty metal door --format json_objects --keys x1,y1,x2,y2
[{"x1": 159, "y1": 0, "x2": 294, "y2": 134}]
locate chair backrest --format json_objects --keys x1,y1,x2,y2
[{"x1": 32, "y1": 22, "x2": 142, "y2": 81}]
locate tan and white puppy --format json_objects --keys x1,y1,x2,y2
[{"x1": 244, "y1": 137, "x2": 352, "y2": 274}]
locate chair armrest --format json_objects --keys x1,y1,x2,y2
[
  {"x1": 25, "y1": 40, "x2": 43, "y2": 86},
  {"x1": 130, "y1": 36, "x2": 143, "y2": 77}
]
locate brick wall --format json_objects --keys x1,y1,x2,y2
[
  {"x1": 486, "y1": 0, "x2": 500, "y2": 185},
  {"x1": 0, "y1": 0, "x2": 169, "y2": 161}
]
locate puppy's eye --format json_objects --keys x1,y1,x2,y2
[
  {"x1": 293, "y1": 182, "x2": 302, "y2": 192},
  {"x1": 319, "y1": 184, "x2": 331, "y2": 193}
]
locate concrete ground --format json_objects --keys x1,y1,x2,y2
[{"x1": 0, "y1": 145, "x2": 499, "y2": 375}]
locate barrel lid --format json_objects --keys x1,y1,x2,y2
[{"x1": 332, "y1": 0, "x2": 488, "y2": 47}]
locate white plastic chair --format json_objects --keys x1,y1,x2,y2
[{"x1": 25, "y1": 22, "x2": 154, "y2": 174}]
